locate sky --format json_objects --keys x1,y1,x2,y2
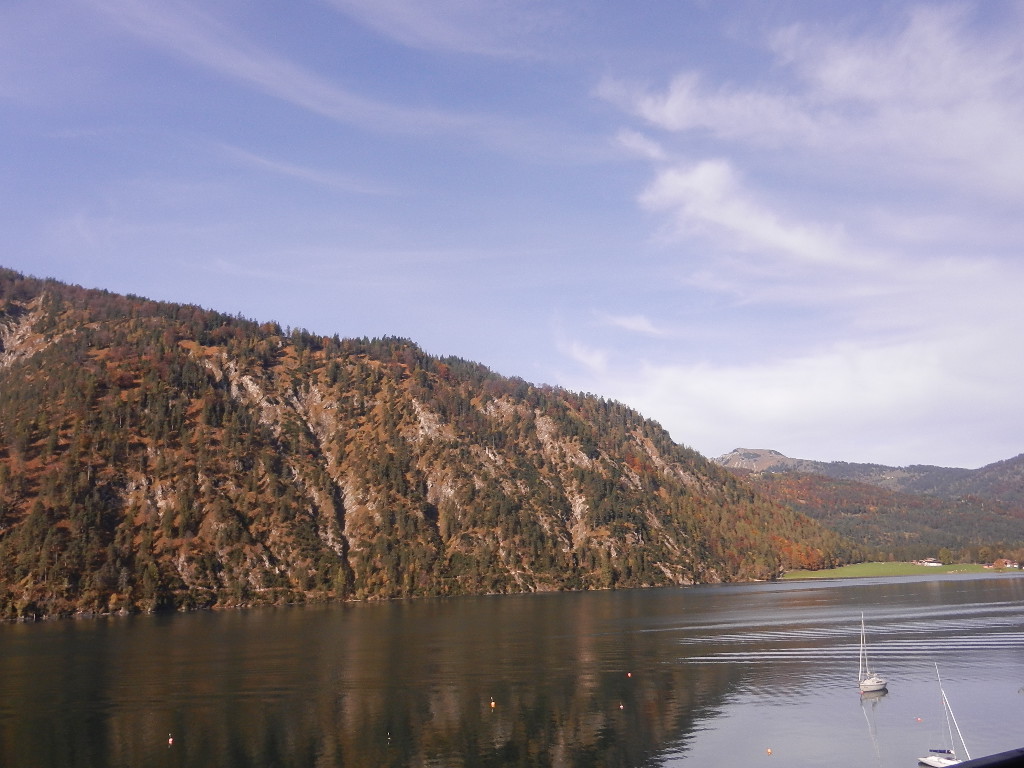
[{"x1": 3, "y1": 0, "x2": 1023, "y2": 469}]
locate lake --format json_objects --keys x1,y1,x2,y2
[{"x1": 1, "y1": 573, "x2": 1022, "y2": 767}]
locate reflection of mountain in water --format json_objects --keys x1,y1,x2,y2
[
  {"x1": 0, "y1": 592, "x2": 748, "y2": 768},
  {"x1": 316, "y1": 595, "x2": 748, "y2": 767},
  {"x1": 3, "y1": 576, "x2": 1023, "y2": 767}
]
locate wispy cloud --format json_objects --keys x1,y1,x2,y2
[
  {"x1": 217, "y1": 144, "x2": 391, "y2": 195},
  {"x1": 615, "y1": 129, "x2": 666, "y2": 161},
  {"x1": 321, "y1": 0, "x2": 559, "y2": 58},
  {"x1": 773, "y1": 6, "x2": 1024, "y2": 197},
  {"x1": 86, "y1": 0, "x2": 478, "y2": 134},
  {"x1": 599, "y1": 313, "x2": 668, "y2": 337},
  {"x1": 600, "y1": 72, "x2": 822, "y2": 147},
  {"x1": 563, "y1": 339, "x2": 609, "y2": 375},
  {"x1": 604, "y1": 3, "x2": 1024, "y2": 308},
  {"x1": 640, "y1": 159, "x2": 857, "y2": 268},
  {"x1": 605, "y1": 5, "x2": 1024, "y2": 198},
  {"x1": 83, "y1": 0, "x2": 599, "y2": 162}
]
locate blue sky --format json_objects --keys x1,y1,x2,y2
[{"x1": 3, "y1": 1, "x2": 1023, "y2": 469}]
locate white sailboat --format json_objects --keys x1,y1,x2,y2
[
  {"x1": 859, "y1": 613, "x2": 888, "y2": 693},
  {"x1": 919, "y1": 664, "x2": 971, "y2": 767}
]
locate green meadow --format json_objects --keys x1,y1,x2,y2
[{"x1": 782, "y1": 561, "x2": 1010, "y2": 579}]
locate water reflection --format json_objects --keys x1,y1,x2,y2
[
  {"x1": 861, "y1": 689, "x2": 888, "y2": 768},
  {"x1": 1, "y1": 574, "x2": 1022, "y2": 768}
]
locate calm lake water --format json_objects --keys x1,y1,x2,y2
[{"x1": 1, "y1": 573, "x2": 1023, "y2": 768}]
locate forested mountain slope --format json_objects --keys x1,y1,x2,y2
[
  {"x1": 715, "y1": 447, "x2": 1024, "y2": 506},
  {"x1": 730, "y1": 470, "x2": 1024, "y2": 561},
  {"x1": 0, "y1": 269, "x2": 851, "y2": 619},
  {"x1": 715, "y1": 449, "x2": 1024, "y2": 561}
]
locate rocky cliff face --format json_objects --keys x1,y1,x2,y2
[{"x1": 0, "y1": 269, "x2": 849, "y2": 619}]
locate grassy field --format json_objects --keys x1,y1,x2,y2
[{"x1": 781, "y1": 562, "x2": 1014, "y2": 579}]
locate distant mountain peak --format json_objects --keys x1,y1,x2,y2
[
  {"x1": 714, "y1": 448, "x2": 804, "y2": 472},
  {"x1": 714, "y1": 446, "x2": 1024, "y2": 513}
]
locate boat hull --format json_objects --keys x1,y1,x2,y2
[
  {"x1": 859, "y1": 674, "x2": 888, "y2": 693},
  {"x1": 918, "y1": 755, "x2": 961, "y2": 767}
]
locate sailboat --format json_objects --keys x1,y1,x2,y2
[
  {"x1": 859, "y1": 613, "x2": 888, "y2": 692},
  {"x1": 919, "y1": 664, "x2": 971, "y2": 767}
]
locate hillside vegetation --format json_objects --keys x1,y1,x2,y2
[
  {"x1": 0, "y1": 269, "x2": 852, "y2": 619},
  {"x1": 716, "y1": 449, "x2": 1024, "y2": 562}
]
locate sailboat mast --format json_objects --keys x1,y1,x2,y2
[
  {"x1": 935, "y1": 664, "x2": 971, "y2": 762},
  {"x1": 860, "y1": 613, "x2": 868, "y2": 678}
]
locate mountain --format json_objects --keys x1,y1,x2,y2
[
  {"x1": 714, "y1": 448, "x2": 1024, "y2": 505},
  {"x1": 0, "y1": 269, "x2": 851, "y2": 619},
  {"x1": 918, "y1": 454, "x2": 1024, "y2": 508},
  {"x1": 712, "y1": 448, "x2": 823, "y2": 474},
  {"x1": 714, "y1": 448, "x2": 1024, "y2": 559}
]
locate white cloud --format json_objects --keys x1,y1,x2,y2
[
  {"x1": 605, "y1": 5, "x2": 1024, "y2": 198},
  {"x1": 599, "y1": 313, "x2": 667, "y2": 337},
  {"x1": 770, "y1": 5, "x2": 1024, "y2": 197},
  {"x1": 559, "y1": 239, "x2": 1024, "y2": 467},
  {"x1": 615, "y1": 129, "x2": 666, "y2": 161},
  {"x1": 562, "y1": 318, "x2": 1023, "y2": 467},
  {"x1": 640, "y1": 159, "x2": 856, "y2": 268},
  {"x1": 600, "y1": 72, "x2": 822, "y2": 147}
]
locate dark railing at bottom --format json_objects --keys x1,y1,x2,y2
[{"x1": 956, "y1": 749, "x2": 1024, "y2": 768}]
